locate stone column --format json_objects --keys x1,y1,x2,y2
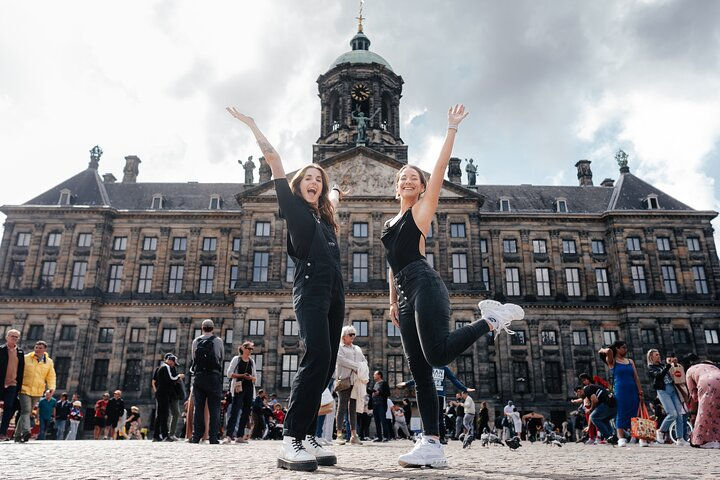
[
  {"x1": 46, "y1": 313, "x2": 60, "y2": 355},
  {"x1": 156, "y1": 227, "x2": 171, "y2": 294},
  {"x1": 217, "y1": 228, "x2": 232, "y2": 294},
  {"x1": 77, "y1": 313, "x2": 99, "y2": 398},
  {"x1": 549, "y1": 230, "x2": 563, "y2": 297},
  {"x1": 489, "y1": 229, "x2": 502, "y2": 298},
  {"x1": 559, "y1": 319, "x2": 574, "y2": 393},
  {"x1": 436, "y1": 212, "x2": 448, "y2": 281},
  {"x1": 266, "y1": 307, "x2": 281, "y2": 389},
  {"x1": 519, "y1": 229, "x2": 532, "y2": 296},
  {"x1": 145, "y1": 317, "x2": 161, "y2": 398},
  {"x1": 589, "y1": 319, "x2": 604, "y2": 377},
  {"x1": 114, "y1": 317, "x2": 130, "y2": 389},
  {"x1": 689, "y1": 317, "x2": 708, "y2": 359},
  {"x1": 22, "y1": 223, "x2": 46, "y2": 290},
  {"x1": 185, "y1": 228, "x2": 202, "y2": 295},
  {"x1": 527, "y1": 319, "x2": 542, "y2": 395},
  {"x1": 125, "y1": 227, "x2": 142, "y2": 294},
  {"x1": 0, "y1": 221, "x2": 15, "y2": 289},
  {"x1": 371, "y1": 308, "x2": 385, "y2": 372},
  {"x1": 55, "y1": 222, "x2": 76, "y2": 289}
]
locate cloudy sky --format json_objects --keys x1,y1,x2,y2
[{"x1": 1, "y1": 0, "x2": 719, "y2": 244}]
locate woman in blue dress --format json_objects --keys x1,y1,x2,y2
[{"x1": 600, "y1": 340, "x2": 644, "y2": 447}]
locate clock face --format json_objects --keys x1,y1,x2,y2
[{"x1": 351, "y1": 83, "x2": 370, "y2": 101}]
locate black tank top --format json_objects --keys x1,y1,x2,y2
[{"x1": 381, "y1": 208, "x2": 425, "y2": 273}]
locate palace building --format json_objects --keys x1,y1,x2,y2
[{"x1": 1, "y1": 21, "x2": 719, "y2": 425}]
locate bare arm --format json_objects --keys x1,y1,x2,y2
[
  {"x1": 599, "y1": 347, "x2": 615, "y2": 369},
  {"x1": 388, "y1": 269, "x2": 399, "y2": 327},
  {"x1": 629, "y1": 359, "x2": 644, "y2": 398},
  {"x1": 329, "y1": 184, "x2": 351, "y2": 211},
  {"x1": 226, "y1": 107, "x2": 285, "y2": 179},
  {"x1": 413, "y1": 105, "x2": 469, "y2": 232}
]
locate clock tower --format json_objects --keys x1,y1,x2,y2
[{"x1": 313, "y1": 16, "x2": 407, "y2": 163}]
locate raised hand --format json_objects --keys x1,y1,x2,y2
[
  {"x1": 448, "y1": 104, "x2": 469, "y2": 128},
  {"x1": 226, "y1": 107, "x2": 256, "y2": 127}
]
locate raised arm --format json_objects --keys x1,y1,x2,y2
[
  {"x1": 226, "y1": 107, "x2": 286, "y2": 179},
  {"x1": 329, "y1": 184, "x2": 351, "y2": 211},
  {"x1": 413, "y1": 104, "x2": 469, "y2": 229}
]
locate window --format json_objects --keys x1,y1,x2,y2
[
  {"x1": 251, "y1": 354, "x2": 263, "y2": 386},
  {"x1": 91, "y1": 359, "x2": 109, "y2": 391},
  {"x1": 505, "y1": 267, "x2": 520, "y2": 296},
  {"x1": 456, "y1": 355, "x2": 474, "y2": 390},
  {"x1": 286, "y1": 255, "x2": 295, "y2": 282},
  {"x1": 425, "y1": 253, "x2": 434, "y2": 269},
  {"x1": 281, "y1": 354, "x2": 299, "y2": 387},
  {"x1": 631, "y1": 265, "x2": 647, "y2": 294},
  {"x1": 123, "y1": 359, "x2": 143, "y2": 392},
  {"x1": 98, "y1": 327, "x2": 114, "y2": 344},
  {"x1": 232, "y1": 237, "x2": 241, "y2": 251},
  {"x1": 353, "y1": 253, "x2": 369, "y2": 283},
  {"x1": 161, "y1": 328, "x2": 177, "y2": 344},
  {"x1": 228, "y1": 265, "x2": 238, "y2": 289},
  {"x1": 705, "y1": 329, "x2": 719, "y2": 345},
  {"x1": 500, "y1": 198, "x2": 511, "y2": 212},
  {"x1": 224, "y1": 329, "x2": 234, "y2": 344},
  {"x1": 692, "y1": 266, "x2": 709, "y2": 294},
  {"x1": 656, "y1": 237, "x2": 671, "y2": 251},
  {"x1": 255, "y1": 222, "x2": 271, "y2": 237},
  {"x1": 172, "y1": 237, "x2": 187, "y2": 251},
  {"x1": 452, "y1": 253, "x2": 468, "y2": 283},
  {"x1": 535, "y1": 268, "x2": 551, "y2": 296},
  {"x1": 427, "y1": 223, "x2": 434, "y2": 238},
  {"x1": 39, "y1": 261, "x2": 56, "y2": 288},
  {"x1": 112, "y1": 236, "x2": 127, "y2": 251},
  {"x1": 352, "y1": 320, "x2": 369, "y2": 337},
  {"x1": 77, "y1": 233, "x2": 92, "y2": 247},
  {"x1": 27, "y1": 324, "x2": 44, "y2": 341},
  {"x1": 129, "y1": 328, "x2": 145, "y2": 343},
  {"x1": 249, "y1": 319, "x2": 265, "y2": 336},
  {"x1": 687, "y1": 237, "x2": 700, "y2": 252},
  {"x1": 562, "y1": 239, "x2": 576, "y2": 254},
  {"x1": 503, "y1": 239, "x2": 518, "y2": 253},
  {"x1": 151, "y1": 195, "x2": 163, "y2": 210},
  {"x1": 626, "y1": 237, "x2": 641, "y2": 252},
  {"x1": 603, "y1": 330, "x2": 618, "y2": 345},
  {"x1": 591, "y1": 240, "x2": 605, "y2": 254},
  {"x1": 646, "y1": 195, "x2": 660, "y2": 209},
  {"x1": 641, "y1": 328, "x2": 657, "y2": 344},
  {"x1": 284, "y1": 319, "x2": 299, "y2": 336},
  {"x1": 142, "y1": 236, "x2": 158, "y2": 251},
  {"x1": 209, "y1": 195, "x2": 221, "y2": 210},
  {"x1": 168, "y1": 265, "x2": 184, "y2": 293},
  {"x1": 55, "y1": 357, "x2": 71, "y2": 390},
  {"x1": 137, "y1": 265, "x2": 154, "y2": 293},
  {"x1": 202, "y1": 237, "x2": 217, "y2": 251},
  {"x1": 479, "y1": 239, "x2": 488, "y2": 253},
  {"x1": 107, "y1": 265, "x2": 123, "y2": 293},
  {"x1": 9, "y1": 261, "x2": 24, "y2": 289},
  {"x1": 672, "y1": 329, "x2": 690, "y2": 344},
  {"x1": 199, "y1": 265, "x2": 215, "y2": 294},
  {"x1": 450, "y1": 223, "x2": 466, "y2": 238},
  {"x1": 387, "y1": 321, "x2": 401, "y2": 337},
  {"x1": 193, "y1": 328, "x2": 202, "y2": 339},
  {"x1": 544, "y1": 362, "x2": 563, "y2": 393},
  {"x1": 576, "y1": 360, "x2": 592, "y2": 378},
  {"x1": 487, "y1": 363, "x2": 498, "y2": 394},
  {"x1": 353, "y1": 222, "x2": 368, "y2": 238},
  {"x1": 572, "y1": 331, "x2": 588, "y2": 346},
  {"x1": 565, "y1": 268, "x2": 581, "y2": 296},
  {"x1": 513, "y1": 362, "x2": 529, "y2": 393},
  {"x1": 69, "y1": 261, "x2": 87, "y2": 290},
  {"x1": 482, "y1": 267, "x2": 490, "y2": 290},
  {"x1": 541, "y1": 330, "x2": 558, "y2": 345},
  {"x1": 60, "y1": 325, "x2": 76, "y2": 341},
  {"x1": 595, "y1": 269, "x2": 610, "y2": 297},
  {"x1": 661, "y1": 265, "x2": 678, "y2": 294},
  {"x1": 47, "y1": 233, "x2": 62, "y2": 247},
  {"x1": 532, "y1": 240, "x2": 547, "y2": 254},
  {"x1": 511, "y1": 331, "x2": 526, "y2": 345},
  {"x1": 16, "y1": 232, "x2": 31, "y2": 247},
  {"x1": 252, "y1": 252, "x2": 269, "y2": 282},
  {"x1": 387, "y1": 355, "x2": 405, "y2": 388}
]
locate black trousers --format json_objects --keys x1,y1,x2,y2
[
  {"x1": 283, "y1": 260, "x2": 344, "y2": 439},
  {"x1": 226, "y1": 387, "x2": 253, "y2": 438},
  {"x1": 395, "y1": 260, "x2": 490, "y2": 436},
  {"x1": 154, "y1": 391, "x2": 171, "y2": 439},
  {"x1": 372, "y1": 399, "x2": 391, "y2": 439},
  {"x1": 192, "y1": 372, "x2": 222, "y2": 442}
]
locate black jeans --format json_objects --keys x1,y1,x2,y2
[
  {"x1": 283, "y1": 259, "x2": 345, "y2": 439},
  {"x1": 226, "y1": 388, "x2": 252, "y2": 438},
  {"x1": 395, "y1": 260, "x2": 489, "y2": 436},
  {"x1": 372, "y1": 398, "x2": 390, "y2": 439},
  {"x1": 0, "y1": 385, "x2": 18, "y2": 435},
  {"x1": 154, "y1": 391, "x2": 171, "y2": 439},
  {"x1": 192, "y1": 372, "x2": 222, "y2": 442}
]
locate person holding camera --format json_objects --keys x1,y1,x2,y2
[
  {"x1": 647, "y1": 349, "x2": 687, "y2": 445},
  {"x1": 224, "y1": 341, "x2": 256, "y2": 443}
]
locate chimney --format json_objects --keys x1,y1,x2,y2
[
  {"x1": 575, "y1": 160, "x2": 593, "y2": 186},
  {"x1": 103, "y1": 173, "x2": 117, "y2": 184},
  {"x1": 448, "y1": 157, "x2": 462, "y2": 184},
  {"x1": 258, "y1": 156, "x2": 272, "y2": 183},
  {"x1": 122, "y1": 155, "x2": 141, "y2": 183},
  {"x1": 600, "y1": 178, "x2": 615, "y2": 187}
]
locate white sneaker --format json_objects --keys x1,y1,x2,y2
[
  {"x1": 478, "y1": 300, "x2": 524, "y2": 335},
  {"x1": 639, "y1": 439, "x2": 649, "y2": 447},
  {"x1": 656, "y1": 430, "x2": 665, "y2": 444},
  {"x1": 277, "y1": 436, "x2": 318, "y2": 471},
  {"x1": 618, "y1": 438, "x2": 628, "y2": 447},
  {"x1": 304, "y1": 435, "x2": 337, "y2": 466},
  {"x1": 675, "y1": 438, "x2": 690, "y2": 447},
  {"x1": 398, "y1": 435, "x2": 448, "y2": 468}
]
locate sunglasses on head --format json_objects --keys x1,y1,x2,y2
[{"x1": 348, "y1": 333, "x2": 356, "y2": 337}]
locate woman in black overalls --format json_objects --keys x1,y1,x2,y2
[
  {"x1": 381, "y1": 105, "x2": 524, "y2": 468},
  {"x1": 227, "y1": 107, "x2": 346, "y2": 472}
]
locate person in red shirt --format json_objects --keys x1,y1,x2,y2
[
  {"x1": 273, "y1": 403, "x2": 286, "y2": 424},
  {"x1": 94, "y1": 392, "x2": 109, "y2": 440}
]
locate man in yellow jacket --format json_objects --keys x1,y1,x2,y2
[{"x1": 14, "y1": 340, "x2": 56, "y2": 443}]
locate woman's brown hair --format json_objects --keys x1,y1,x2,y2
[
  {"x1": 289, "y1": 164, "x2": 339, "y2": 232},
  {"x1": 395, "y1": 165, "x2": 427, "y2": 199}
]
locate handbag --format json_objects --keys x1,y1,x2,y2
[
  {"x1": 631, "y1": 402, "x2": 656, "y2": 441},
  {"x1": 334, "y1": 376, "x2": 352, "y2": 392}
]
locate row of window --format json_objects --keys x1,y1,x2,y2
[{"x1": 509, "y1": 328, "x2": 719, "y2": 347}]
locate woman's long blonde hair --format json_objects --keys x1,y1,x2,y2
[{"x1": 289, "y1": 164, "x2": 339, "y2": 233}]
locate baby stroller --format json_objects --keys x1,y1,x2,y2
[{"x1": 263, "y1": 416, "x2": 284, "y2": 440}]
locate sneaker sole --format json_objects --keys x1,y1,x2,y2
[
  {"x1": 398, "y1": 459, "x2": 449, "y2": 468},
  {"x1": 316, "y1": 455, "x2": 337, "y2": 466},
  {"x1": 479, "y1": 300, "x2": 525, "y2": 321},
  {"x1": 277, "y1": 458, "x2": 318, "y2": 471}
]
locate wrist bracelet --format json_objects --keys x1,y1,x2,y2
[
  {"x1": 448, "y1": 125, "x2": 458, "y2": 131},
  {"x1": 390, "y1": 301, "x2": 398, "y2": 306}
]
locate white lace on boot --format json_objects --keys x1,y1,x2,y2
[
  {"x1": 277, "y1": 436, "x2": 318, "y2": 471},
  {"x1": 304, "y1": 435, "x2": 338, "y2": 466},
  {"x1": 398, "y1": 434, "x2": 448, "y2": 468},
  {"x1": 478, "y1": 300, "x2": 524, "y2": 335}
]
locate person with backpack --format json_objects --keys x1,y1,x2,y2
[{"x1": 190, "y1": 319, "x2": 224, "y2": 444}]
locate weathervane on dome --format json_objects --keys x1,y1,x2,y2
[
  {"x1": 615, "y1": 148, "x2": 629, "y2": 169},
  {"x1": 356, "y1": 0, "x2": 365, "y2": 33}
]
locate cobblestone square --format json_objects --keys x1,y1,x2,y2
[{"x1": 2, "y1": 439, "x2": 719, "y2": 480}]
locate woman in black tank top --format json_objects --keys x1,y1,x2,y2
[{"x1": 382, "y1": 105, "x2": 525, "y2": 468}]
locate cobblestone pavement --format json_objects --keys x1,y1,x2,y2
[{"x1": 2, "y1": 438, "x2": 719, "y2": 480}]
